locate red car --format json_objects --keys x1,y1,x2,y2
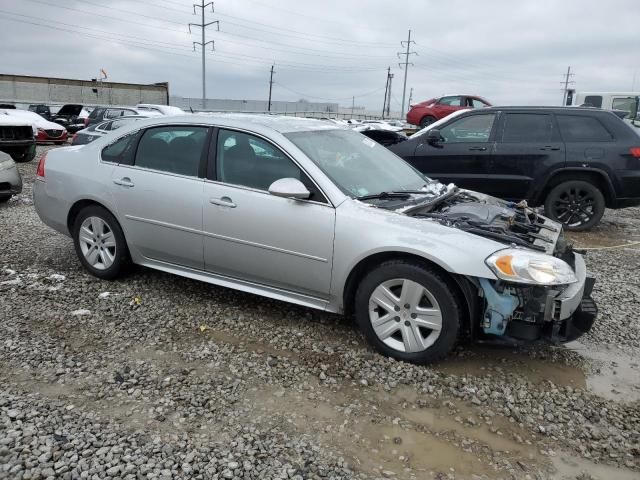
[
  {"x1": 36, "y1": 128, "x2": 68, "y2": 145},
  {"x1": 406, "y1": 94, "x2": 491, "y2": 128}
]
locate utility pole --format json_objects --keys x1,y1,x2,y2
[
  {"x1": 408, "y1": 87, "x2": 413, "y2": 109},
  {"x1": 386, "y1": 72, "x2": 393, "y2": 118},
  {"x1": 398, "y1": 29, "x2": 417, "y2": 119},
  {"x1": 268, "y1": 64, "x2": 275, "y2": 112},
  {"x1": 560, "y1": 66, "x2": 575, "y2": 106},
  {"x1": 382, "y1": 67, "x2": 390, "y2": 119},
  {"x1": 351, "y1": 96, "x2": 355, "y2": 117},
  {"x1": 189, "y1": 0, "x2": 219, "y2": 110}
]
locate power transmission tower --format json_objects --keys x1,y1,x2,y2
[
  {"x1": 189, "y1": 1, "x2": 219, "y2": 109},
  {"x1": 382, "y1": 67, "x2": 390, "y2": 119},
  {"x1": 268, "y1": 64, "x2": 275, "y2": 112},
  {"x1": 386, "y1": 72, "x2": 393, "y2": 118},
  {"x1": 560, "y1": 66, "x2": 575, "y2": 106},
  {"x1": 398, "y1": 29, "x2": 417, "y2": 119}
]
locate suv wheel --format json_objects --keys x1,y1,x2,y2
[
  {"x1": 544, "y1": 180, "x2": 605, "y2": 231},
  {"x1": 355, "y1": 261, "x2": 461, "y2": 364},
  {"x1": 72, "y1": 205, "x2": 130, "y2": 280},
  {"x1": 419, "y1": 116, "x2": 436, "y2": 128}
]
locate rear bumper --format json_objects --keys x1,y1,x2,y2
[
  {"x1": 33, "y1": 178, "x2": 70, "y2": 235},
  {"x1": 36, "y1": 131, "x2": 68, "y2": 143}
]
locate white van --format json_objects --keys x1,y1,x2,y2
[{"x1": 568, "y1": 91, "x2": 639, "y2": 116}]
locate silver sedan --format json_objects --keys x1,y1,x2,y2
[
  {"x1": 0, "y1": 151, "x2": 22, "y2": 203},
  {"x1": 33, "y1": 114, "x2": 597, "y2": 363}
]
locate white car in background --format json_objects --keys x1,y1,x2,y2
[
  {"x1": 1, "y1": 109, "x2": 68, "y2": 144},
  {"x1": 135, "y1": 104, "x2": 186, "y2": 116}
]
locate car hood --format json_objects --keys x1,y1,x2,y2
[
  {"x1": 56, "y1": 105, "x2": 84, "y2": 117},
  {"x1": 0, "y1": 113, "x2": 32, "y2": 127},
  {"x1": 358, "y1": 186, "x2": 565, "y2": 256}
]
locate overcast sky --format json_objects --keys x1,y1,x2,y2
[{"x1": 1, "y1": 0, "x2": 638, "y2": 111}]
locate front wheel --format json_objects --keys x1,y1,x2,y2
[
  {"x1": 543, "y1": 180, "x2": 605, "y2": 231},
  {"x1": 72, "y1": 205, "x2": 130, "y2": 280},
  {"x1": 355, "y1": 261, "x2": 461, "y2": 364}
]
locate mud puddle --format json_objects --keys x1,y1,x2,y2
[
  {"x1": 566, "y1": 341, "x2": 640, "y2": 402},
  {"x1": 246, "y1": 384, "x2": 545, "y2": 479}
]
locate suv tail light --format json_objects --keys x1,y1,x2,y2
[
  {"x1": 631, "y1": 147, "x2": 640, "y2": 158},
  {"x1": 36, "y1": 152, "x2": 47, "y2": 178}
]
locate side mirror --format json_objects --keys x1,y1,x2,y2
[
  {"x1": 268, "y1": 178, "x2": 311, "y2": 200},
  {"x1": 425, "y1": 128, "x2": 443, "y2": 145}
]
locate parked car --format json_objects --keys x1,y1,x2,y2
[
  {"x1": 33, "y1": 115, "x2": 596, "y2": 364},
  {"x1": 389, "y1": 106, "x2": 640, "y2": 231},
  {"x1": 2, "y1": 109, "x2": 68, "y2": 144},
  {"x1": 569, "y1": 91, "x2": 640, "y2": 115},
  {"x1": 358, "y1": 128, "x2": 408, "y2": 147},
  {"x1": 72, "y1": 115, "x2": 148, "y2": 145},
  {"x1": 135, "y1": 104, "x2": 185, "y2": 116},
  {"x1": 0, "y1": 151, "x2": 23, "y2": 203},
  {"x1": 28, "y1": 104, "x2": 53, "y2": 121},
  {"x1": 84, "y1": 106, "x2": 144, "y2": 129},
  {"x1": 406, "y1": 95, "x2": 490, "y2": 128},
  {"x1": 52, "y1": 104, "x2": 90, "y2": 133},
  {"x1": 0, "y1": 112, "x2": 36, "y2": 163}
]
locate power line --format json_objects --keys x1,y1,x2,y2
[
  {"x1": 398, "y1": 29, "x2": 417, "y2": 118},
  {"x1": 188, "y1": 1, "x2": 219, "y2": 109}
]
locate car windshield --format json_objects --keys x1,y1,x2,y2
[{"x1": 285, "y1": 129, "x2": 431, "y2": 198}]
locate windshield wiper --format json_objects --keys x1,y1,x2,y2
[{"x1": 357, "y1": 191, "x2": 412, "y2": 201}]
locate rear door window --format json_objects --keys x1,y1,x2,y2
[
  {"x1": 583, "y1": 95, "x2": 603, "y2": 108},
  {"x1": 501, "y1": 113, "x2": 553, "y2": 143},
  {"x1": 439, "y1": 114, "x2": 496, "y2": 143},
  {"x1": 556, "y1": 115, "x2": 613, "y2": 142},
  {"x1": 438, "y1": 96, "x2": 463, "y2": 106},
  {"x1": 134, "y1": 126, "x2": 208, "y2": 176}
]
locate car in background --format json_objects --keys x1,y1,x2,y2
[
  {"x1": 2, "y1": 109, "x2": 67, "y2": 144},
  {"x1": 389, "y1": 106, "x2": 640, "y2": 231},
  {"x1": 84, "y1": 106, "x2": 145, "y2": 129},
  {"x1": 359, "y1": 120, "x2": 404, "y2": 132},
  {"x1": 0, "y1": 112, "x2": 36, "y2": 163},
  {"x1": 135, "y1": 104, "x2": 185, "y2": 116},
  {"x1": 357, "y1": 127, "x2": 408, "y2": 147},
  {"x1": 28, "y1": 104, "x2": 53, "y2": 121},
  {"x1": 0, "y1": 151, "x2": 23, "y2": 203},
  {"x1": 570, "y1": 91, "x2": 640, "y2": 115},
  {"x1": 72, "y1": 115, "x2": 148, "y2": 145},
  {"x1": 406, "y1": 95, "x2": 491, "y2": 128},
  {"x1": 52, "y1": 104, "x2": 90, "y2": 133},
  {"x1": 33, "y1": 114, "x2": 596, "y2": 364}
]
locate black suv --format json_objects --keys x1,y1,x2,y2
[{"x1": 389, "y1": 107, "x2": 640, "y2": 230}]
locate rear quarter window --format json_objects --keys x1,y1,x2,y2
[{"x1": 556, "y1": 115, "x2": 613, "y2": 142}]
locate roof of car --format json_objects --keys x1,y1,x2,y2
[
  {"x1": 132, "y1": 113, "x2": 347, "y2": 134},
  {"x1": 462, "y1": 106, "x2": 615, "y2": 114}
]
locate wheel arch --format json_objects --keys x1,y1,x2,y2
[
  {"x1": 341, "y1": 251, "x2": 477, "y2": 339},
  {"x1": 533, "y1": 168, "x2": 615, "y2": 207}
]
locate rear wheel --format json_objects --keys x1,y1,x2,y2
[
  {"x1": 543, "y1": 180, "x2": 605, "y2": 231},
  {"x1": 419, "y1": 115, "x2": 436, "y2": 128},
  {"x1": 355, "y1": 260, "x2": 461, "y2": 364},
  {"x1": 10, "y1": 149, "x2": 35, "y2": 163},
  {"x1": 72, "y1": 205, "x2": 130, "y2": 280}
]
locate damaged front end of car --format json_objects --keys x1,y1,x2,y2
[{"x1": 405, "y1": 189, "x2": 598, "y2": 343}]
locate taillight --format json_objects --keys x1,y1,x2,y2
[
  {"x1": 631, "y1": 147, "x2": 640, "y2": 158},
  {"x1": 84, "y1": 117, "x2": 89, "y2": 127},
  {"x1": 36, "y1": 152, "x2": 47, "y2": 178}
]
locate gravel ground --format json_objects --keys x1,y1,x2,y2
[{"x1": 1, "y1": 146, "x2": 639, "y2": 480}]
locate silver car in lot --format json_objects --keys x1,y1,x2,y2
[
  {"x1": 0, "y1": 151, "x2": 22, "y2": 203},
  {"x1": 33, "y1": 115, "x2": 597, "y2": 363}
]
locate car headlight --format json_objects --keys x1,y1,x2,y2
[{"x1": 486, "y1": 248, "x2": 577, "y2": 285}]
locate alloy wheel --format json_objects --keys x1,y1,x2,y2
[
  {"x1": 368, "y1": 278, "x2": 442, "y2": 353},
  {"x1": 78, "y1": 216, "x2": 117, "y2": 270},
  {"x1": 551, "y1": 186, "x2": 596, "y2": 227}
]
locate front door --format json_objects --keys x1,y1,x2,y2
[
  {"x1": 407, "y1": 112, "x2": 497, "y2": 192},
  {"x1": 203, "y1": 128, "x2": 335, "y2": 298},
  {"x1": 109, "y1": 125, "x2": 210, "y2": 269}
]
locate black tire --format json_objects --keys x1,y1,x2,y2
[
  {"x1": 354, "y1": 260, "x2": 461, "y2": 364},
  {"x1": 543, "y1": 180, "x2": 605, "y2": 231},
  {"x1": 419, "y1": 115, "x2": 436, "y2": 128},
  {"x1": 72, "y1": 205, "x2": 130, "y2": 280},
  {"x1": 11, "y1": 149, "x2": 35, "y2": 163},
  {"x1": 0, "y1": 195, "x2": 10, "y2": 203}
]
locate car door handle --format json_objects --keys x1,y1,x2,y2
[
  {"x1": 468, "y1": 146, "x2": 487, "y2": 151},
  {"x1": 210, "y1": 196, "x2": 236, "y2": 208},
  {"x1": 540, "y1": 146, "x2": 561, "y2": 151},
  {"x1": 113, "y1": 177, "x2": 134, "y2": 188}
]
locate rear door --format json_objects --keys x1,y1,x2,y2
[
  {"x1": 406, "y1": 112, "x2": 497, "y2": 192},
  {"x1": 108, "y1": 125, "x2": 210, "y2": 269},
  {"x1": 491, "y1": 112, "x2": 564, "y2": 200}
]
